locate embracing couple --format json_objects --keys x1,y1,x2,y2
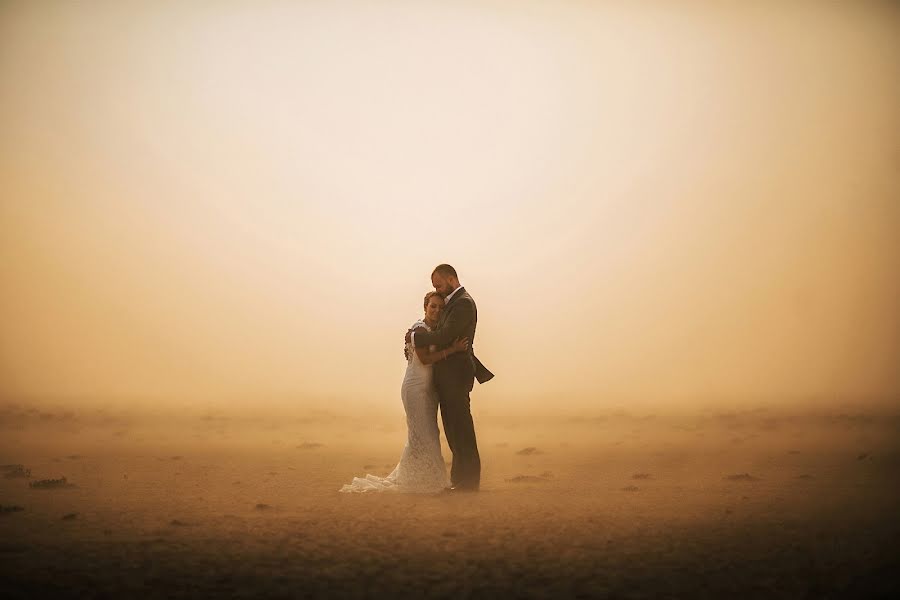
[{"x1": 340, "y1": 264, "x2": 493, "y2": 494}]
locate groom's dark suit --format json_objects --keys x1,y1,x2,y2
[{"x1": 413, "y1": 287, "x2": 492, "y2": 490}]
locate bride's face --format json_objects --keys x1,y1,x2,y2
[{"x1": 425, "y1": 295, "x2": 444, "y2": 322}]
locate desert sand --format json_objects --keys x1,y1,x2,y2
[{"x1": 1, "y1": 403, "x2": 898, "y2": 598}]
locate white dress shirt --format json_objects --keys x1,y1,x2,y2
[{"x1": 443, "y1": 284, "x2": 463, "y2": 304}]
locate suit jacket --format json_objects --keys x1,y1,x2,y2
[{"x1": 414, "y1": 287, "x2": 494, "y2": 387}]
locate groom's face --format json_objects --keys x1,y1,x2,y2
[{"x1": 431, "y1": 273, "x2": 453, "y2": 298}]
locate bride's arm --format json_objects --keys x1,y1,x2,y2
[{"x1": 414, "y1": 332, "x2": 469, "y2": 366}]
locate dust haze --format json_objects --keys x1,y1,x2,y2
[
  {"x1": 2, "y1": 401, "x2": 899, "y2": 596},
  {"x1": 1, "y1": 0, "x2": 898, "y2": 417},
  {"x1": 1, "y1": 0, "x2": 899, "y2": 596}
]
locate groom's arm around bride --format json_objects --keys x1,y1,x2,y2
[
  {"x1": 412, "y1": 297, "x2": 473, "y2": 350},
  {"x1": 408, "y1": 290, "x2": 493, "y2": 385}
]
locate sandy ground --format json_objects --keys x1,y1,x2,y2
[{"x1": 1, "y1": 404, "x2": 899, "y2": 598}]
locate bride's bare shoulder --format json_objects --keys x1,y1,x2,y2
[{"x1": 410, "y1": 319, "x2": 430, "y2": 332}]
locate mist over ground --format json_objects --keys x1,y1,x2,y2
[{"x1": 2, "y1": 398, "x2": 899, "y2": 597}]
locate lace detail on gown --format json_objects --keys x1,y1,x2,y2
[{"x1": 339, "y1": 319, "x2": 449, "y2": 493}]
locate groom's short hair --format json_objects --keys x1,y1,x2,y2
[{"x1": 432, "y1": 264, "x2": 458, "y2": 279}]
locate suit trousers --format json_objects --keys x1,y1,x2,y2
[{"x1": 435, "y1": 369, "x2": 481, "y2": 489}]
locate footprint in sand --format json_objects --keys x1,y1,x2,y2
[
  {"x1": 516, "y1": 447, "x2": 543, "y2": 456},
  {"x1": 170, "y1": 519, "x2": 194, "y2": 526},
  {"x1": 296, "y1": 442, "x2": 324, "y2": 450},
  {"x1": 29, "y1": 477, "x2": 77, "y2": 489},
  {"x1": 1, "y1": 464, "x2": 30, "y2": 479}
]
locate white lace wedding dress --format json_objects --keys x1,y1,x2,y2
[{"x1": 339, "y1": 319, "x2": 449, "y2": 493}]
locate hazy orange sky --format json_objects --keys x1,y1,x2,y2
[{"x1": 1, "y1": 1, "x2": 898, "y2": 414}]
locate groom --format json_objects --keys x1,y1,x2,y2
[{"x1": 406, "y1": 264, "x2": 493, "y2": 492}]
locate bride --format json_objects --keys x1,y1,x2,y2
[{"x1": 340, "y1": 291, "x2": 468, "y2": 493}]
